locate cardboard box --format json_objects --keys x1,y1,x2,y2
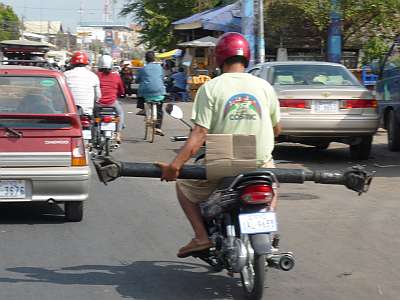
[{"x1": 206, "y1": 134, "x2": 257, "y2": 180}]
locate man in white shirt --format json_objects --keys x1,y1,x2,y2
[{"x1": 64, "y1": 51, "x2": 101, "y2": 115}]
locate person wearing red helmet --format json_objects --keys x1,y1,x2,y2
[
  {"x1": 157, "y1": 32, "x2": 281, "y2": 258},
  {"x1": 64, "y1": 51, "x2": 101, "y2": 115}
]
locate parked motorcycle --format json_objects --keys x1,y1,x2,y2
[{"x1": 92, "y1": 106, "x2": 120, "y2": 156}]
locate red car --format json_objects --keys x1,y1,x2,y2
[{"x1": 0, "y1": 65, "x2": 90, "y2": 222}]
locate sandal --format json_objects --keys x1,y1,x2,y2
[{"x1": 177, "y1": 239, "x2": 213, "y2": 258}]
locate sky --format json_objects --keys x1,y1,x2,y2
[{"x1": 1, "y1": 0, "x2": 130, "y2": 32}]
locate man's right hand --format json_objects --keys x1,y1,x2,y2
[{"x1": 156, "y1": 162, "x2": 180, "y2": 182}]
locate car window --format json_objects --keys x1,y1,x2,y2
[
  {"x1": 270, "y1": 65, "x2": 360, "y2": 86},
  {"x1": 248, "y1": 68, "x2": 261, "y2": 77},
  {"x1": 0, "y1": 76, "x2": 67, "y2": 115}
]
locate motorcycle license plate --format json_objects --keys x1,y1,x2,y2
[
  {"x1": 239, "y1": 212, "x2": 278, "y2": 234},
  {"x1": 0, "y1": 180, "x2": 26, "y2": 199},
  {"x1": 82, "y1": 130, "x2": 92, "y2": 140},
  {"x1": 101, "y1": 122, "x2": 116, "y2": 131}
]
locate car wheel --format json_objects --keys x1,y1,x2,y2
[
  {"x1": 350, "y1": 136, "x2": 373, "y2": 160},
  {"x1": 387, "y1": 110, "x2": 400, "y2": 151},
  {"x1": 65, "y1": 201, "x2": 83, "y2": 222},
  {"x1": 314, "y1": 142, "x2": 330, "y2": 150}
]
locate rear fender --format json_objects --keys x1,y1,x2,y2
[{"x1": 250, "y1": 234, "x2": 271, "y2": 255}]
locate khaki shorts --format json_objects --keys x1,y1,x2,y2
[{"x1": 177, "y1": 160, "x2": 275, "y2": 204}]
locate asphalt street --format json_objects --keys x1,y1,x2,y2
[{"x1": 0, "y1": 99, "x2": 399, "y2": 300}]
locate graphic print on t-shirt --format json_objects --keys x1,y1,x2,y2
[{"x1": 223, "y1": 93, "x2": 262, "y2": 121}]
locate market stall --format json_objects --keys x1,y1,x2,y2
[{"x1": 178, "y1": 36, "x2": 217, "y2": 99}]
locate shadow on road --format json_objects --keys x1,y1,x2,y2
[
  {"x1": 0, "y1": 203, "x2": 66, "y2": 224},
  {"x1": 0, "y1": 261, "x2": 245, "y2": 300}
]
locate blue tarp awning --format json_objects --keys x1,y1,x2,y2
[{"x1": 172, "y1": 2, "x2": 241, "y2": 33}]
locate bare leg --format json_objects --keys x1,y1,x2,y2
[{"x1": 176, "y1": 184, "x2": 209, "y2": 242}]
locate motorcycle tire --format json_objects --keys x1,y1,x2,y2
[{"x1": 240, "y1": 254, "x2": 266, "y2": 300}]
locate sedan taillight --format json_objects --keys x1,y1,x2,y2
[
  {"x1": 341, "y1": 99, "x2": 377, "y2": 109},
  {"x1": 240, "y1": 184, "x2": 274, "y2": 205},
  {"x1": 279, "y1": 99, "x2": 310, "y2": 109},
  {"x1": 71, "y1": 137, "x2": 87, "y2": 166}
]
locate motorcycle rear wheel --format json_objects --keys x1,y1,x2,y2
[{"x1": 240, "y1": 254, "x2": 266, "y2": 300}]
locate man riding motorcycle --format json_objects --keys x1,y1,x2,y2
[
  {"x1": 64, "y1": 51, "x2": 101, "y2": 115},
  {"x1": 157, "y1": 32, "x2": 282, "y2": 258},
  {"x1": 96, "y1": 54, "x2": 125, "y2": 143}
]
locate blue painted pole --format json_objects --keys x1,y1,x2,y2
[
  {"x1": 257, "y1": 0, "x2": 265, "y2": 63},
  {"x1": 327, "y1": 0, "x2": 342, "y2": 63},
  {"x1": 241, "y1": 0, "x2": 255, "y2": 66}
]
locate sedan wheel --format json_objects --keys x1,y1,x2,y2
[{"x1": 350, "y1": 136, "x2": 373, "y2": 160}]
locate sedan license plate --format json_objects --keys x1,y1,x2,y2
[
  {"x1": 82, "y1": 130, "x2": 92, "y2": 140},
  {"x1": 0, "y1": 180, "x2": 26, "y2": 199},
  {"x1": 101, "y1": 122, "x2": 116, "y2": 131},
  {"x1": 312, "y1": 100, "x2": 339, "y2": 113},
  {"x1": 239, "y1": 212, "x2": 278, "y2": 234}
]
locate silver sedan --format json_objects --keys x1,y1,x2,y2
[{"x1": 248, "y1": 61, "x2": 379, "y2": 160}]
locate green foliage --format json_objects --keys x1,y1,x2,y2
[
  {"x1": 0, "y1": 3, "x2": 20, "y2": 41},
  {"x1": 120, "y1": 0, "x2": 220, "y2": 50},
  {"x1": 266, "y1": 0, "x2": 400, "y2": 46},
  {"x1": 362, "y1": 37, "x2": 390, "y2": 65}
]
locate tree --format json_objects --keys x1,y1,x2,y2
[
  {"x1": 266, "y1": 0, "x2": 400, "y2": 48},
  {"x1": 0, "y1": 3, "x2": 20, "y2": 41},
  {"x1": 361, "y1": 36, "x2": 390, "y2": 65},
  {"x1": 120, "y1": 0, "x2": 220, "y2": 50}
]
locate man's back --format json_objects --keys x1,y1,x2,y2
[
  {"x1": 191, "y1": 73, "x2": 280, "y2": 164},
  {"x1": 137, "y1": 63, "x2": 166, "y2": 98},
  {"x1": 64, "y1": 67, "x2": 100, "y2": 114},
  {"x1": 97, "y1": 71, "x2": 124, "y2": 106}
]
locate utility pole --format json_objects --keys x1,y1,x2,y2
[
  {"x1": 255, "y1": 0, "x2": 265, "y2": 63},
  {"x1": 241, "y1": 0, "x2": 255, "y2": 66},
  {"x1": 327, "y1": 0, "x2": 342, "y2": 63}
]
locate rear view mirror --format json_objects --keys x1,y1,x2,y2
[{"x1": 165, "y1": 104, "x2": 184, "y2": 119}]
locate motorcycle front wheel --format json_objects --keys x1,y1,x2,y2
[{"x1": 240, "y1": 254, "x2": 266, "y2": 300}]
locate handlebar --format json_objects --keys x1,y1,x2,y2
[{"x1": 93, "y1": 157, "x2": 373, "y2": 195}]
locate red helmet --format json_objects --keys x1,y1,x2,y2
[
  {"x1": 71, "y1": 51, "x2": 89, "y2": 66},
  {"x1": 215, "y1": 32, "x2": 250, "y2": 67}
]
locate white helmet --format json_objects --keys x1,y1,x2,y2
[{"x1": 98, "y1": 55, "x2": 113, "y2": 69}]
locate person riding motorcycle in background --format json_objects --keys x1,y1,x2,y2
[
  {"x1": 64, "y1": 51, "x2": 101, "y2": 115},
  {"x1": 96, "y1": 54, "x2": 125, "y2": 143},
  {"x1": 168, "y1": 67, "x2": 188, "y2": 101},
  {"x1": 157, "y1": 32, "x2": 282, "y2": 258},
  {"x1": 136, "y1": 51, "x2": 166, "y2": 136},
  {"x1": 120, "y1": 61, "x2": 134, "y2": 97}
]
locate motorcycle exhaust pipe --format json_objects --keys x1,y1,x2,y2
[{"x1": 267, "y1": 253, "x2": 295, "y2": 271}]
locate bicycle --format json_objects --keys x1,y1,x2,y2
[{"x1": 144, "y1": 101, "x2": 159, "y2": 143}]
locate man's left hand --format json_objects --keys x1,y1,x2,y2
[{"x1": 156, "y1": 162, "x2": 180, "y2": 182}]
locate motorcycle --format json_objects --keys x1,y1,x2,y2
[
  {"x1": 93, "y1": 105, "x2": 373, "y2": 300},
  {"x1": 92, "y1": 106, "x2": 120, "y2": 156},
  {"x1": 76, "y1": 105, "x2": 93, "y2": 147},
  {"x1": 94, "y1": 157, "x2": 372, "y2": 300}
]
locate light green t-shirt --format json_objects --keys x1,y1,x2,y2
[{"x1": 192, "y1": 72, "x2": 280, "y2": 164}]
